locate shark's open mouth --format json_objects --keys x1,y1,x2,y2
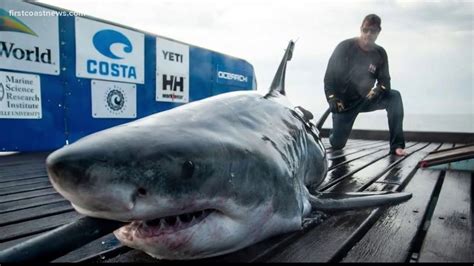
[{"x1": 131, "y1": 209, "x2": 217, "y2": 238}]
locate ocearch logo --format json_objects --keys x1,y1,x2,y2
[
  {"x1": 86, "y1": 29, "x2": 137, "y2": 79},
  {"x1": 217, "y1": 71, "x2": 248, "y2": 83},
  {"x1": 106, "y1": 89, "x2": 125, "y2": 112}
]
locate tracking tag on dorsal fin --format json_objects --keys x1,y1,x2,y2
[{"x1": 264, "y1": 40, "x2": 295, "y2": 99}]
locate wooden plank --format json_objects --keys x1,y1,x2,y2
[
  {"x1": 0, "y1": 173, "x2": 49, "y2": 183},
  {"x1": 418, "y1": 171, "x2": 473, "y2": 262},
  {"x1": 0, "y1": 181, "x2": 53, "y2": 196},
  {"x1": 319, "y1": 148, "x2": 390, "y2": 191},
  {"x1": 321, "y1": 142, "x2": 416, "y2": 189},
  {"x1": 0, "y1": 201, "x2": 73, "y2": 226},
  {"x1": 318, "y1": 142, "x2": 421, "y2": 191},
  {"x1": 325, "y1": 139, "x2": 370, "y2": 152},
  {"x1": 0, "y1": 188, "x2": 57, "y2": 204},
  {"x1": 341, "y1": 169, "x2": 442, "y2": 262},
  {"x1": 328, "y1": 141, "x2": 386, "y2": 161},
  {"x1": 0, "y1": 168, "x2": 46, "y2": 175},
  {"x1": 328, "y1": 146, "x2": 388, "y2": 171},
  {"x1": 0, "y1": 166, "x2": 47, "y2": 176},
  {"x1": 0, "y1": 177, "x2": 49, "y2": 188},
  {"x1": 0, "y1": 193, "x2": 66, "y2": 214},
  {"x1": 326, "y1": 139, "x2": 375, "y2": 153},
  {"x1": 0, "y1": 152, "x2": 49, "y2": 166},
  {"x1": 0, "y1": 211, "x2": 81, "y2": 242},
  {"x1": 266, "y1": 209, "x2": 374, "y2": 262},
  {"x1": 419, "y1": 145, "x2": 474, "y2": 168},
  {"x1": 319, "y1": 129, "x2": 474, "y2": 144},
  {"x1": 325, "y1": 142, "x2": 432, "y2": 193}
]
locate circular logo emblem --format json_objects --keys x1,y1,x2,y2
[
  {"x1": 0, "y1": 83, "x2": 4, "y2": 102},
  {"x1": 106, "y1": 89, "x2": 125, "y2": 111}
]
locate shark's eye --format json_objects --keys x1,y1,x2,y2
[
  {"x1": 181, "y1": 160, "x2": 195, "y2": 179},
  {"x1": 137, "y1": 187, "x2": 147, "y2": 197}
]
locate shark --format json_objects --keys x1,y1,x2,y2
[{"x1": 45, "y1": 41, "x2": 411, "y2": 260}]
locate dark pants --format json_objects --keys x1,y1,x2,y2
[{"x1": 329, "y1": 89, "x2": 405, "y2": 153}]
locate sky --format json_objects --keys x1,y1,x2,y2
[{"x1": 37, "y1": 0, "x2": 473, "y2": 131}]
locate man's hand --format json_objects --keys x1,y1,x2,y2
[
  {"x1": 328, "y1": 95, "x2": 344, "y2": 113},
  {"x1": 366, "y1": 84, "x2": 387, "y2": 101}
]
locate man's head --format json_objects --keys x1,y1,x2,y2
[{"x1": 358, "y1": 14, "x2": 381, "y2": 50}]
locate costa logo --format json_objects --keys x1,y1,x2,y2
[{"x1": 92, "y1": 29, "x2": 132, "y2": 59}]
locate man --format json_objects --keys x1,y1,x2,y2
[{"x1": 324, "y1": 14, "x2": 407, "y2": 156}]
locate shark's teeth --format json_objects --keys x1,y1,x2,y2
[{"x1": 136, "y1": 209, "x2": 215, "y2": 237}]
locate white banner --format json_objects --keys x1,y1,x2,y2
[
  {"x1": 0, "y1": 2, "x2": 60, "y2": 75},
  {"x1": 0, "y1": 71, "x2": 42, "y2": 119},
  {"x1": 91, "y1": 80, "x2": 136, "y2": 118},
  {"x1": 156, "y1": 38, "x2": 189, "y2": 103},
  {"x1": 76, "y1": 17, "x2": 144, "y2": 84}
]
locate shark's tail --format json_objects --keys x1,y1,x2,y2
[{"x1": 309, "y1": 191, "x2": 412, "y2": 211}]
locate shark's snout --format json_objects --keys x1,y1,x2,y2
[
  {"x1": 46, "y1": 148, "x2": 88, "y2": 189},
  {"x1": 46, "y1": 145, "x2": 141, "y2": 218}
]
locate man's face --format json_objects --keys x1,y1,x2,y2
[{"x1": 359, "y1": 22, "x2": 380, "y2": 48}]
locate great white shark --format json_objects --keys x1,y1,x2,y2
[{"x1": 46, "y1": 41, "x2": 411, "y2": 260}]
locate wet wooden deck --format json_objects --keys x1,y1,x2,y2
[{"x1": 0, "y1": 139, "x2": 472, "y2": 262}]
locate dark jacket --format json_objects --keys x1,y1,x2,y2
[{"x1": 324, "y1": 38, "x2": 391, "y2": 111}]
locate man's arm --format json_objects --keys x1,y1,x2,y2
[
  {"x1": 376, "y1": 47, "x2": 391, "y2": 91},
  {"x1": 367, "y1": 47, "x2": 391, "y2": 101},
  {"x1": 324, "y1": 42, "x2": 347, "y2": 99},
  {"x1": 324, "y1": 41, "x2": 348, "y2": 112}
]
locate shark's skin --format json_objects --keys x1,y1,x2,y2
[{"x1": 46, "y1": 41, "x2": 410, "y2": 260}]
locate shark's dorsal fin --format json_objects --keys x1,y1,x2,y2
[{"x1": 264, "y1": 40, "x2": 295, "y2": 99}]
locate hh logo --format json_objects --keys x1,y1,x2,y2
[
  {"x1": 93, "y1": 29, "x2": 132, "y2": 59},
  {"x1": 368, "y1": 64, "x2": 376, "y2": 74},
  {"x1": 162, "y1": 74, "x2": 184, "y2": 92}
]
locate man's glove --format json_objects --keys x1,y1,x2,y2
[
  {"x1": 366, "y1": 84, "x2": 387, "y2": 101},
  {"x1": 327, "y1": 95, "x2": 344, "y2": 113}
]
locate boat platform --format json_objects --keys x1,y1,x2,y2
[{"x1": 0, "y1": 136, "x2": 472, "y2": 263}]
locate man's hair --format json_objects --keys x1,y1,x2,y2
[{"x1": 361, "y1": 14, "x2": 381, "y2": 30}]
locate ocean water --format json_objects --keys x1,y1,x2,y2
[{"x1": 323, "y1": 113, "x2": 474, "y2": 133}]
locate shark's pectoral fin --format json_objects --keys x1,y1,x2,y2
[{"x1": 308, "y1": 191, "x2": 412, "y2": 211}]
